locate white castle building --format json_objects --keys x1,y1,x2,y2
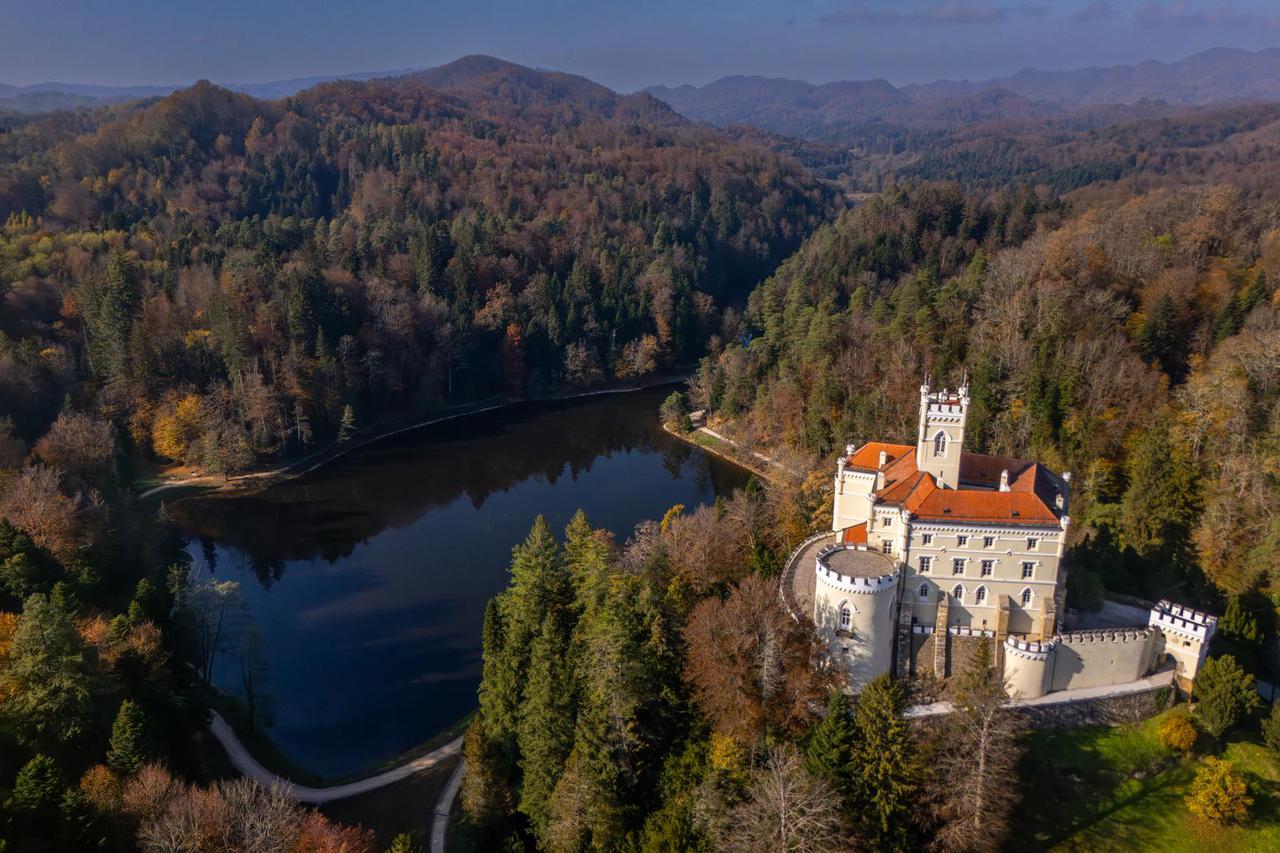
[{"x1": 803, "y1": 376, "x2": 1216, "y2": 698}]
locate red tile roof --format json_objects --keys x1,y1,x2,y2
[
  {"x1": 844, "y1": 442, "x2": 1064, "y2": 526},
  {"x1": 841, "y1": 523, "x2": 868, "y2": 545}
]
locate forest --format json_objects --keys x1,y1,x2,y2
[{"x1": 2, "y1": 55, "x2": 1280, "y2": 851}]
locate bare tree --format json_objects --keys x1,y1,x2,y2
[
  {"x1": 722, "y1": 745, "x2": 854, "y2": 853},
  {"x1": 929, "y1": 643, "x2": 1024, "y2": 853}
]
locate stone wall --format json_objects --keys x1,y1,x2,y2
[{"x1": 1049, "y1": 628, "x2": 1154, "y2": 692}]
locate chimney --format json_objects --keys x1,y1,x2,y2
[
  {"x1": 878, "y1": 450, "x2": 887, "y2": 469},
  {"x1": 999, "y1": 469, "x2": 1010, "y2": 492}
]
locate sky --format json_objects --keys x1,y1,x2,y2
[{"x1": 2, "y1": 0, "x2": 1280, "y2": 91}]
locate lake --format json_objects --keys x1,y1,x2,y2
[{"x1": 171, "y1": 386, "x2": 751, "y2": 778}]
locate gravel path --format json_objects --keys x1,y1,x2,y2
[
  {"x1": 430, "y1": 759, "x2": 466, "y2": 853},
  {"x1": 208, "y1": 711, "x2": 463, "y2": 805}
]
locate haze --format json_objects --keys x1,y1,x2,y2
[{"x1": 4, "y1": 0, "x2": 1280, "y2": 91}]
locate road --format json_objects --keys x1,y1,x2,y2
[{"x1": 207, "y1": 711, "x2": 463, "y2": 805}]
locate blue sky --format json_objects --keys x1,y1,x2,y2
[{"x1": 3, "y1": 1, "x2": 1279, "y2": 90}]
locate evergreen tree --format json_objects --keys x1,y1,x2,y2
[
  {"x1": 82, "y1": 247, "x2": 140, "y2": 385},
  {"x1": 563, "y1": 510, "x2": 609, "y2": 618},
  {"x1": 338, "y1": 404, "x2": 356, "y2": 442},
  {"x1": 1138, "y1": 293, "x2": 1182, "y2": 377},
  {"x1": 4, "y1": 594, "x2": 97, "y2": 756},
  {"x1": 1119, "y1": 424, "x2": 1199, "y2": 563},
  {"x1": 1195, "y1": 655, "x2": 1261, "y2": 738},
  {"x1": 804, "y1": 690, "x2": 856, "y2": 793},
  {"x1": 477, "y1": 598, "x2": 519, "y2": 764},
  {"x1": 11, "y1": 754, "x2": 67, "y2": 820},
  {"x1": 850, "y1": 674, "x2": 917, "y2": 851},
  {"x1": 1261, "y1": 702, "x2": 1280, "y2": 756},
  {"x1": 517, "y1": 612, "x2": 577, "y2": 842},
  {"x1": 107, "y1": 699, "x2": 150, "y2": 776}
]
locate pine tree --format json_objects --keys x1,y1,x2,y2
[
  {"x1": 502, "y1": 516, "x2": 572, "y2": 663},
  {"x1": 518, "y1": 612, "x2": 577, "y2": 842},
  {"x1": 850, "y1": 674, "x2": 917, "y2": 851},
  {"x1": 1261, "y1": 702, "x2": 1280, "y2": 756},
  {"x1": 804, "y1": 690, "x2": 855, "y2": 793},
  {"x1": 11, "y1": 754, "x2": 67, "y2": 819},
  {"x1": 1195, "y1": 655, "x2": 1261, "y2": 738},
  {"x1": 477, "y1": 598, "x2": 519, "y2": 764},
  {"x1": 5, "y1": 593, "x2": 96, "y2": 756},
  {"x1": 1119, "y1": 424, "x2": 1199, "y2": 562},
  {"x1": 107, "y1": 699, "x2": 150, "y2": 776},
  {"x1": 564, "y1": 510, "x2": 609, "y2": 621}
]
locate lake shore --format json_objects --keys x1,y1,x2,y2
[{"x1": 140, "y1": 372, "x2": 692, "y2": 506}]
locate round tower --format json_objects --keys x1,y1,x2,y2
[
  {"x1": 812, "y1": 543, "x2": 900, "y2": 688},
  {"x1": 1003, "y1": 636, "x2": 1054, "y2": 699}
]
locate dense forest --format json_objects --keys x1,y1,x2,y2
[{"x1": 3, "y1": 54, "x2": 1280, "y2": 852}]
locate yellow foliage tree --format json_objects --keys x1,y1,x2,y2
[
  {"x1": 1185, "y1": 756, "x2": 1252, "y2": 823},
  {"x1": 1158, "y1": 715, "x2": 1198, "y2": 755},
  {"x1": 151, "y1": 394, "x2": 205, "y2": 463}
]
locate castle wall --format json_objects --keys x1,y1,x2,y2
[
  {"x1": 1048, "y1": 628, "x2": 1155, "y2": 692},
  {"x1": 813, "y1": 558, "x2": 900, "y2": 687},
  {"x1": 1004, "y1": 637, "x2": 1053, "y2": 699}
]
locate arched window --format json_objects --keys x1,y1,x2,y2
[
  {"x1": 975, "y1": 586, "x2": 988, "y2": 605},
  {"x1": 839, "y1": 604, "x2": 851, "y2": 630},
  {"x1": 918, "y1": 583, "x2": 930, "y2": 600},
  {"x1": 951, "y1": 584, "x2": 965, "y2": 603},
  {"x1": 933, "y1": 431, "x2": 948, "y2": 457},
  {"x1": 1020, "y1": 587, "x2": 1033, "y2": 607}
]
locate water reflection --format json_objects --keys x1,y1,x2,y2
[{"x1": 172, "y1": 388, "x2": 749, "y2": 777}]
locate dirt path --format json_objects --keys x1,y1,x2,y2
[
  {"x1": 208, "y1": 711, "x2": 462, "y2": 805},
  {"x1": 430, "y1": 758, "x2": 466, "y2": 853}
]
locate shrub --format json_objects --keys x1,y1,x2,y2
[
  {"x1": 1157, "y1": 715, "x2": 1197, "y2": 754},
  {"x1": 1185, "y1": 756, "x2": 1252, "y2": 824},
  {"x1": 1195, "y1": 655, "x2": 1260, "y2": 738}
]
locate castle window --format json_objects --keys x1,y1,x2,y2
[
  {"x1": 980, "y1": 560, "x2": 994, "y2": 577},
  {"x1": 839, "y1": 605, "x2": 851, "y2": 630},
  {"x1": 881, "y1": 539, "x2": 893, "y2": 555},
  {"x1": 882, "y1": 516, "x2": 892, "y2": 528},
  {"x1": 933, "y1": 431, "x2": 948, "y2": 457},
  {"x1": 918, "y1": 583, "x2": 930, "y2": 600},
  {"x1": 983, "y1": 536, "x2": 995, "y2": 548},
  {"x1": 921, "y1": 533, "x2": 933, "y2": 546},
  {"x1": 951, "y1": 584, "x2": 965, "y2": 602},
  {"x1": 918, "y1": 556, "x2": 932, "y2": 573},
  {"x1": 952, "y1": 558, "x2": 965, "y2": 575},
  {"x1": 975, "y1": 586, "x2": 988, "y2": 605},
  {"x1": 1021, "y1": 561, "x2": 1035, "y2": 579},
  {"x1": 1020, "y1": 588, "x2": 1033, "y2": 606},
  {"x1": 1027, "y1": 537, "x2": 1038, "y2": 550},
  {"x1": 957, "y1": 535, "x2": 969, "y2": 547}
]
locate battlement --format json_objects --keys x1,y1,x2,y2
[
  {"x1": 1053, "y1": 627, "x2": 1153, "y2": 645},
  {"x1": 1149, "y1": 600, "x2": 1217, "y2": 641},
  {"x1": 949, "y1": 625, "x2": 995, "y2": 638},
  {"x1": 815, "y1": 544, "x2": 899, "y2": 594},
  {"x1": 1005, "y1": 636, "x2": 1054, "y2": 661}
]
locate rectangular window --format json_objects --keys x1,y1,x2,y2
[
  {"x1": 881, "y1": 539, "x2": 893, "y2": 555},
  {"x1": 952, "y1": 558, "x2": 965, "y2": 575},
  {"x1": 1027, "y1": 538, "x2": 1038, "y2": 550},
  {"x1": 957, "y1": 535, "x2": 969, "y2": 547},
  {"x1": 1022, "y1": 561, "x2": 1035, "y2": 579},
  {"x1": 981, "y1": 560, "x2": 994, "y2": 577},
  {"x1": 882, "y1": 516, "x2": 892, "y2": 528},
  {"x1": 921, "y1": 533, "x2": 933, "y2": 546},
  {"x1": 918, "y1": 556, "x2": 932, "y2": 573},
  {"x1": 983, "y1": 536, "x2": 995, "y2": 548}
]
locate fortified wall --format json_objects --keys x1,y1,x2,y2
[
  {"x1": 811, "y1": 542, "x2": 901, "y2": 686},
  {"x1": 1003, "y1": 627, "x2": 1156, "y2": 700}
]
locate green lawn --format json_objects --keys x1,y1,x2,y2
[{"x1": 1013, "y1": 707, "x2": 1280, "y2": 852}]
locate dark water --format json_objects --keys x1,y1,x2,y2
[{"x1": 172, "y1": 387, "x2": 750, "y2": 778}]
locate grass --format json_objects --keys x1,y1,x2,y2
[{"x1": 1013, "y1": 706, "x2": 1280, "y2": 852}]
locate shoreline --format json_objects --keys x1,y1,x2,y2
[
  {"x1": 140, "y1": 373, "x2": 691, "y2": 506},
  {"x1": 661, "y1": 421, "x2": 787, "y2": 483}
]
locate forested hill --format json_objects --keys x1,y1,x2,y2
[{"x1": 0, "y1": 63, "x2": 830, "y2": 471}]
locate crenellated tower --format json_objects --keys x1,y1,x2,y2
[{"x1": 915, "y1": 376, "x2": 970, "y2": 489}]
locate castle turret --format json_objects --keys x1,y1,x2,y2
[{"x1": 916, "y1": 377, "x2": 969, "y2": 489}]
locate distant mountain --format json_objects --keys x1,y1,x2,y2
[
  {"x1": 909, "y1": 47, "x2": 1280, "y2": 107},
  {"x1": 645, "y1": 47, "x2": 1280, "y2": 143}
]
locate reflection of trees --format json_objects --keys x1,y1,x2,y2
[{"x1": 171, "y1": 390, "x2": 750, "y2": 586}]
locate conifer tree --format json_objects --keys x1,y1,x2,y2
[
  {"x1": 502, "y1": 516, "x2": 572, "y2": 664},
  {"x1": 477, "y1": 598, "x2": 519, "y2": 765},
  {"x1": 564, "y1": 509, "x2": 609, "y2": 618},
  {"x1": 1195, "y1": 654, "x2": 1261, "y2": 738},
  {"x1": 851, "y1": 674, "x2": 917, "y2": 851},
  {"x1": 518, "y1": 611, "x2": 577, "y2": 842},
  {"x1": 107, "y1": 699, "x2": 150, "y2": 776},
  {"x1": 4, "y1": 593, "x2": 96, "y2": 756},
  {"x1": 804, "y1": 690, "x2": 855, "y2": 793},
  {"x1": 11, "y1": 754, "x2": 67, "y2": 820}
]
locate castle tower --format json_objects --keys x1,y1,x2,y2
[
  {"x1": 1148, "y1": 600, "x2": 1218, "y2": 692},
  {"x1": 916, "y1": 377, "x2": 970, "y2": 489}
]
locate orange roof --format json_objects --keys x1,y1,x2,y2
[
  {"x1": 841, "y1": 523, "x2": 867, "y2": 545},
  {"x1": 844, "y1": 441, "x2": 1064, "y2": 527}
]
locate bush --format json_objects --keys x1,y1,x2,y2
[
  {"x1": 1185, "y1": 756, "x2": 1252, "y2": 824},
  {"x1": 1157, "y1": 715, "x2": 1197, "y2": 755},
  {"x1": 660, "y1": 391, "x2": 691, "y2": 433}
]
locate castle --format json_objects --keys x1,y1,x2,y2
[{"x1": 804, "y1": 377, "x2": 1216, "y2": 699}]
